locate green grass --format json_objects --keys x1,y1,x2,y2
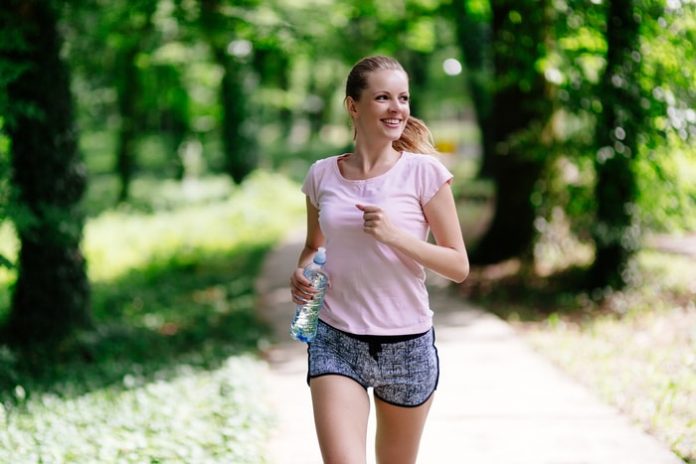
[{"x1": 0, "y1": 170, "x2": 305, "y2": 463}]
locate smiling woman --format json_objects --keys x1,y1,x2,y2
[{"x1": 289, "y1": 55, "x2": 469, "y2": 464}]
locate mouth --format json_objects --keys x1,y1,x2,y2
[{"x1": 381, "y1": 118, "x2": 403, "y2": 128}]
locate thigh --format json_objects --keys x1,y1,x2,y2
[
  {"x1": 310, "y1": 375, "x2": 370, "y2": 464},
  {"x1": 374, "y1": 394, "x2": 434, "y2": 464}
]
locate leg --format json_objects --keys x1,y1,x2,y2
[
  {"x1": 374, "y1": 394, "x2": 434, "y2": 464},
  {"x1": 310, "y1": 375, "x2": 370, "y2": 464}
]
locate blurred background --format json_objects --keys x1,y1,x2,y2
[{"x1": 0, "y1": 0, "x2": 694, "y2": 462}]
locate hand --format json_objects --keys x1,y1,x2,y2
[
  {"x1": 356, "y1": 204, "x2": 400, "y2": 245},
  {"x1": 290, "y1": 267, "x2": 317, "y2": 305}
]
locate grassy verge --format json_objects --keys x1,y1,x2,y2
[
  {"x1": 0, "y1": 170, "x2": 305, "y2": 463},
  {"x1": 462, "y1": 250, "x2": 695, "y2": 463}
]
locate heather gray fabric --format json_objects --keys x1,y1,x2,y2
[{"x1": 307, "y1": 320, "x2": 439, "y2": 407}]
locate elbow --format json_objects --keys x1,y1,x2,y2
[
  {"x1": 453, "y1": 268, "x2": 469, "y2": 283},
  {"x1": 452, "y1": 258, "x2": 470, "y2": 284}
]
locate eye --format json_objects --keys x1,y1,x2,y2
[
  {"x1": 400, "y1": 95, "x2": 410, "y2": 102},
  {"x1": 376, "y1": 95, "x2": 388, "y2": 101}
]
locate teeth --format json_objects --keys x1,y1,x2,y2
[{"x1": 383, "y1": 119, "x2": 401, "y2": 124}]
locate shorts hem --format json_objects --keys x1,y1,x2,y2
[
  {"x1": 373, "y1": 389, "x2": 436, "y2": 408},
  {"x1": 307, "y1": 372, "x2": 368, "y2": 390}
]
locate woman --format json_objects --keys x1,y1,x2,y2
[{"x1": 290, "y1": 55, "x2": 469, "y2": 464}]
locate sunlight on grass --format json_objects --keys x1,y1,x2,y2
[
  {"x1": 0, "y1": 170, "x2": 305, "y2": 463},
  {"x1": 85, "y1": 170, "x2": 304, "y2": 282},
  {"x1": 525, "y1": 252, "x2": 696, "y2": 462},
  {"x1": 0, "y1": 357, "x2": 270, "y2": 463}
]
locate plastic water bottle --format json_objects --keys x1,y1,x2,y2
[{"x1": 290, "y1": 247, "x2": 329, "y2": 343}]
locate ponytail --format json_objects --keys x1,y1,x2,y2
[{"x1": 393, "y1": 116, "x2": 438, "y2": 155}]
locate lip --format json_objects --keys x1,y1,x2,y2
[{"x1": 381, "y1": 118, "x2": 403, "y2": 128}]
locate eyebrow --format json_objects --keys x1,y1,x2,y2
[{"x1": 371, "y1": 90, "x2": 410, "y2": 95}]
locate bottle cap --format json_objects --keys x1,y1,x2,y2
[{"x1": 314, "y1": 247, "x2": 327, "y2": 265}]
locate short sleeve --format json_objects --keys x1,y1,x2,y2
[
  {"x1": 301, "y1": 162, "x2": 319, "y2": 208},
  {"x1": 418, "y1": 156, "x2": 454, "y2": 206}
]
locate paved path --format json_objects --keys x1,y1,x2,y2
[{"x1": 255, "y1": 230, "x2": 684, "y2": 464}]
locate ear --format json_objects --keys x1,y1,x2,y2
[{"x1": 345, "y1": 96, "x2": 359, "y2": 117}]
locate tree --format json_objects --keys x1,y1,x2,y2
[
  {"x1": 0, "y1": 0, "x2": 91, "y2": 345},
  {"x1": 589, "y1": 0, "x2": 644, "y2": 289},
  {"x1": 200, "y1": 0, "x2": 258, "y2": 184},
  {"x1": 449, "y1": 0, "x2": 495, "y2": 177},
  {"x1": 470, "y1": 0, "x2": 556, "y2": 264},
  {"x1": 114, "y1": 1, "x2": 157, "y2": 202}
]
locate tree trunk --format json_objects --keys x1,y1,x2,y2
[
  {"x1": 470, "y1": 0, "x2": 554, "y2": 264},
  {"x1": 200, "y1": 0, "x2": 257, "y2": 184},
  {"x1": 116, "y1": 45, "x2": 139, "y2": 202},
  {"x1": 114, "y1": 4, "x2": 156, "y2": 202},
  {"x1": 2, "y1": 0, "x2": 90, "y2": 345},
  {"x1": 450, "y1": 0, "x2": 495, "y2": 178},
  {"x1": 398, "y1": 50, "x2": 429, "y2": 118},
  {"x1": 219, "y1": 53, "x2": 257, "y2": 184},
  {"x1": 589, "y1": 0, "x2": 643, "y2": 289}
]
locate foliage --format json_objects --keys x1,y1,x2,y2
[
  {"x1": 0, "y1": 356, "x2": 270, "y2": 463},
  {"x1": 0, "y1": 171, "x2": 305, "y2": 462},
  {"x1": 541, "y1": 0, "x2": 696, "y2": 239},
  {"x1": 0, "y1": 121, "x2": 11, "y2": 271},
  {"x1": 636, "y1": 1, "x2": 696, "y2": 231},
  {"x1": 83, "y1": 170, "x2": 304, "y2": 282}
]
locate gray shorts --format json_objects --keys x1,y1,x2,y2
[{"x1": 307, "y1": 320, "x2": 439, "y2": 407}]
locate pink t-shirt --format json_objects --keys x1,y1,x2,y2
[{"x1": 302, "y1": 151, "x2": 453, "y2": 335}]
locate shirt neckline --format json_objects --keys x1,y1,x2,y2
[{"x1": 333, "y1": 151, "x2": 407, "y2": 184}]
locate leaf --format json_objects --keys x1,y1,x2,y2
[{"x1": 0, "y1": 253, "x2": 13, "y2": 269}]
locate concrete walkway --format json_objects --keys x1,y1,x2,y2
[{"x1": 255, "y1": 230, "x2": 684, "y2": 464}]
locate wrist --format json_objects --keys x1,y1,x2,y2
[{"x1": 386, "y1": 229, "x2": 407, "y2": 248}]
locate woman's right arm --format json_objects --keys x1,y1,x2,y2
[{"x1": 290, "y1": 196, "x2": 325, "y2": 304}]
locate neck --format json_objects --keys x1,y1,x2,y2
[{"x1": 351, "y1": 140, "x2": 400, "y2": 173}]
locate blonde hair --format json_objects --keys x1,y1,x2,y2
[{"x1": 345, "y1": 56, "x2": 437, "y2": 155}]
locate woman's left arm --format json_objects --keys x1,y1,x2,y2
[{"x1": 356, "y1": 182, "x2": 470, "y2": 282}]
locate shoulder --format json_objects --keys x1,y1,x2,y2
[
  {"x1": 401, "y1": 151, "x2": 450, "y2": 172},
  {"x1": 307, "y1": 154, "x2": 340, "y2": 175}
]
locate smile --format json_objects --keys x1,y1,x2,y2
[{"x1": 382, "y1": 118, "x2": 402, "y2": 127}]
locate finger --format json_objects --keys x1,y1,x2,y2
[
  {"x1": 356, "y1": 204, "x2": 381, "y2": 213},
  {"x1": 362, "y1": 212, "x2": 382, "y2": 222},
  {"x1": 294, "y1": 278, "x2": 319, "y2": 292},
  {"x1": 292, "y1": 282, "x2": 316, "y2": 296},
  {"x1": 293, "y1": 269, "x2": 313, "y2": 286},
  {"x1": 291, "y1": 289, "x2": 313, "y2": 303}
]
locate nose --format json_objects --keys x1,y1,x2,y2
[{"x1": 389, "y1": 97, "x2": 401, "y2": 111}]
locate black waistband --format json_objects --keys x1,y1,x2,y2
[{"x1": 320, "y1": 320, "x2": 429, "y2": 344}]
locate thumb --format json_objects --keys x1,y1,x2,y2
[{"x1": 356, "y1": 203, "x2": 379, "y2": 212}]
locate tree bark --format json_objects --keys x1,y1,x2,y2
[
  {"x1": 589, "y1": 0, "x2": 643, "y2": 289},
  {"x1": 2, "y1": 0, "x2": 91, "y2": 345},
  {"x1": 450, "y1": 0, "x2": 495, "y2": 178},
  {"x1": 200, "y1": 0, "x2": 257, "y2": 184},
  {"x1": 114, "y1": 3, "x2": 156, "y2": 202},
  {"x1": 115, "y1": 45, "x2": 140, "y2": 202},
  {"x1": 219, "y1": 53, "x2": 257, "y2": 184},
  {"x1": 470, "y1": 0, "x2": 554, "y2": 264}
]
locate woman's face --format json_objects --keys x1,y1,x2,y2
[{"x1": 349, "y1": 69, "x2": 410, "y2": 144}]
